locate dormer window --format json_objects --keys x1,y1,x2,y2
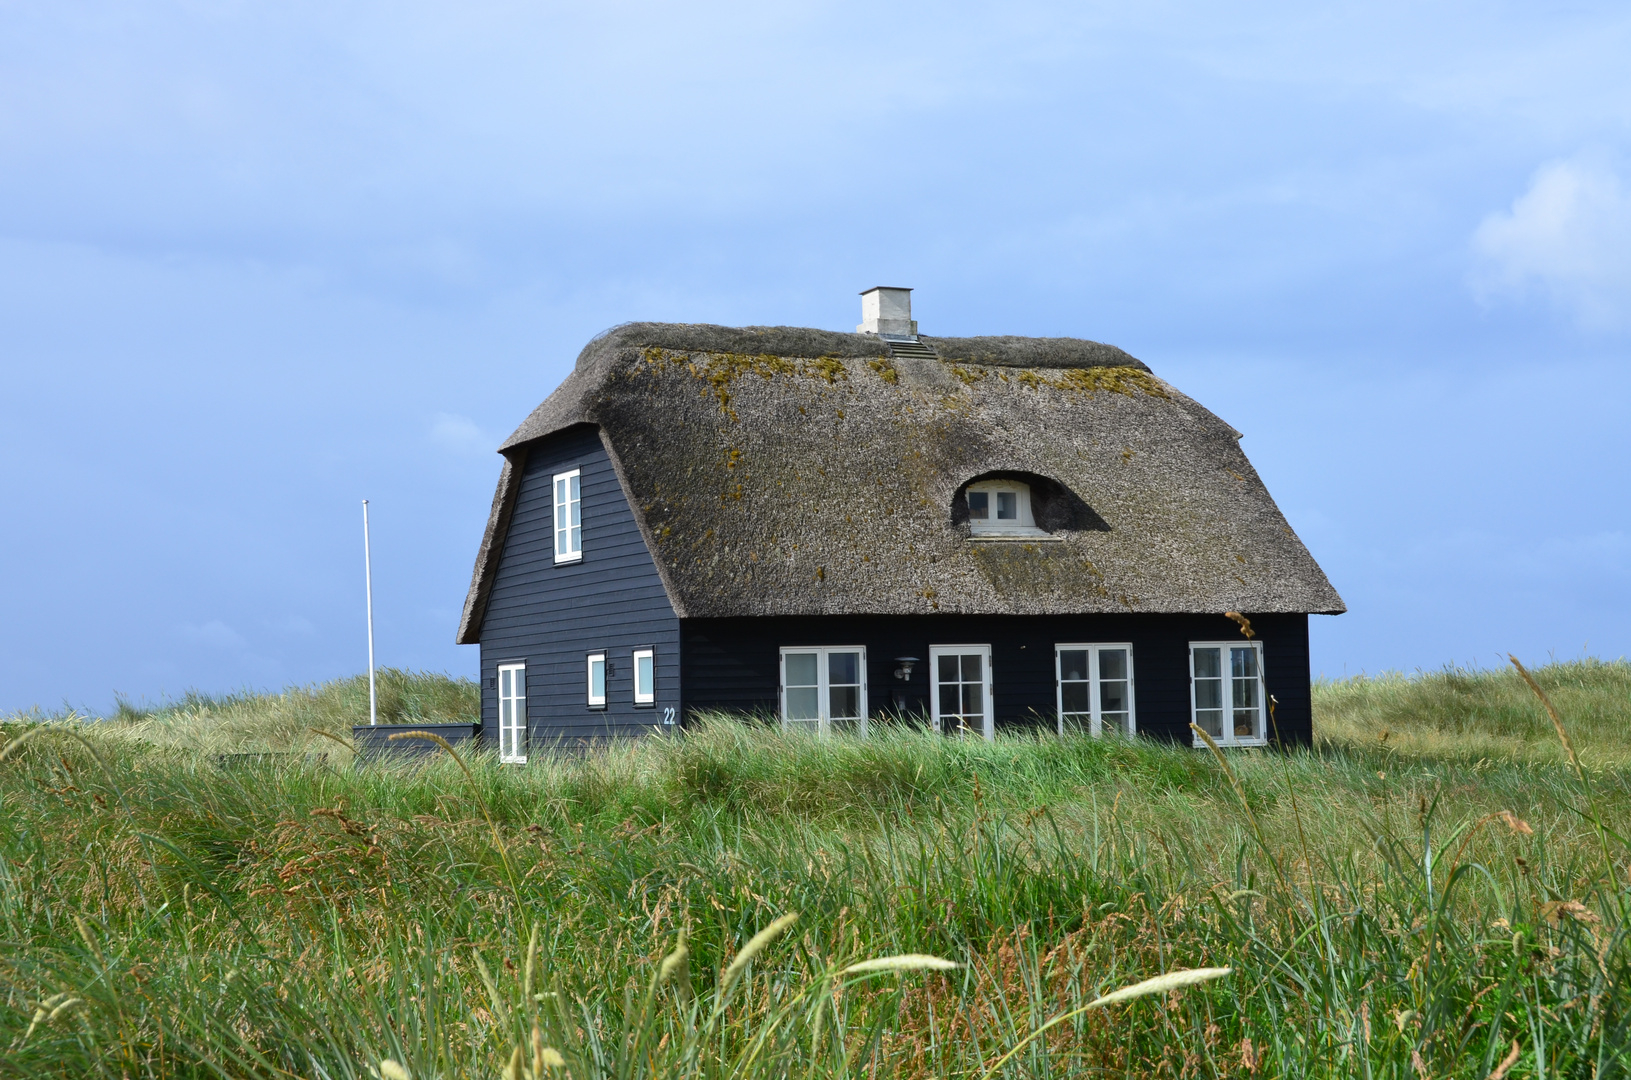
[{"x1": 965, "y1": 480, "x2": 1048, "y2": 539}]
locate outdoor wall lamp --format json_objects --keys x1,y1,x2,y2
[{"x1": 893, "y1": 657, "x2": 919, "y2": 681}]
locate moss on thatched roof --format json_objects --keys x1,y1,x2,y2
[{"x1": 457, "y1": 323, "x2": 1342, "y2": 643}]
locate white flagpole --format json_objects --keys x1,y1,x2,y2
[{"x1": 363, "y1": 499, "x2": 377, "y2": 727}]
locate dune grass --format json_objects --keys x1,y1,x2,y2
[{"x1": 1, "y1": 660, "x2": 1628, "y2": 1077}]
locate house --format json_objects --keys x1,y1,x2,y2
[{"x1": 453, "y1": 288, "x2": 1343, "y2": 760}]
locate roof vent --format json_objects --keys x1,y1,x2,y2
[{"x1": 857, "y1": 286, "x2": 917, "y2": 337}]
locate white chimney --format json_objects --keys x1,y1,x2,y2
[{"x1": 857, "y1": 286, "x2": 917, "y2": 336}]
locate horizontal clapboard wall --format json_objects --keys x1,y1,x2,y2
[
  {"x1": 478, "y1": 424, "x2": 680, "y2": 747},
  {"x1": 681, "y1": 612, "x2": 1312, "y2": 746}
]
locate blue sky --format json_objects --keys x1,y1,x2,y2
[{"x1": 2, "y1": 2, "x2": 1628, "y2": 712}]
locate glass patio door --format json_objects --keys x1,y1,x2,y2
[
  {"x1": 780, "y1": 647, "x2": 867, "y2": 736},
  {"x1": 930, "y1": 645, "x2": 993, "y2": 740}
]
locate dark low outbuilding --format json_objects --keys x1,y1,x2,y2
[{"x1": 455, "y1": 290, "x2": 1343, "y2": 760}]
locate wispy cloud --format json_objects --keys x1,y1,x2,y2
[
  {"x1": 178, "y1": 620, "x2": 247, "y2": 650},
  {"x1": 429, "y1": 413, "x2": 489, "y2": 455},
  {"x1": 1472, "y1": 155, "x2": 1631, "y2": 330}
]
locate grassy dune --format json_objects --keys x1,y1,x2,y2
[{"x1": 1, "y1": 661, "x2": 1628, "y2": 1078}]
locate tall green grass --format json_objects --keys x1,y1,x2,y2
[{"x1": 1, "y1": 661, "x2": 1628, "y2": 1077}]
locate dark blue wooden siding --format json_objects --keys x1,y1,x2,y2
[
  {"x1": 477, "y1": 425, "x2": 680, "y2": 746},
  {"x1": 681, "y1": 613, "x2": 1313, "y2": 746}
]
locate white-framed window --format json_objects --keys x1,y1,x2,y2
[
  {"x1": 586, "y1": 652, "x2": 606, "y2": 709},
  {"x1": 497, "y1": 662, "x2": 527, "y2": 764},
  {"x1": 930, "y1": 644, "x2": 993, "y2": 739},
  {"x1": 779, "y1": 647, "x2": 867, "y2": 736},
  {"x1": 1055, "y1": 644, "x2": 1136, "y2": 736},
  {"x1": 553, "y1": 469, "x2": 582, "y2": 564},
  {"x1": 1190, "y1": 641, "x2": 1267, "y2": 746},
  {"x1": 965, "y1": 480, "x2": 1046, "y2": 539},
  {"x1": 632, "y1": 647, "x2": 655, "y2": 706}
]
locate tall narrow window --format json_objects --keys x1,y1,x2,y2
[
  {"x1": 632, "y1": 647, "x2": 655, "y2": 706},
  {"x1": 1190, "y1": 642, "x2": 1266, "y2": 746},
  {"x1": 779, "y1": 647, "x2": 867, "y2": 736},
  {"x1": 930, "y1": 645, "x2": 993, "y2": 739},
  {"x1": 497, "y1": 662, "x2": 527, "y2": 764},
  {"x1": 553, "y1": 469, "x2": 582, "y2": 564},
  {"x1": 1055, "y1": 644, "x2": 1136, "y2": 736},
  {"x1": 586, "y1": 652, "x2": 606, "y2": 709}
]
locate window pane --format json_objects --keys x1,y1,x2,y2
[
  {"x1": 569, "y1": 474, "x2": 579, "y2": 500},
  {"x1": 996, "y1": 491, "x2": 1017, "y2": 519},
  {"x1": 786, "y1": 653, "x2": 818, "y2": 687},
  {"x1": 1102, "y1": 711, "x2": 1130, "y2": 735},
  {"x1": 829, "y1": 685, "x2": 860, "y2": 720},
  {"x1": 1061, "y1": 712, "x2": 1091, "y2": 733},
  {"x1": 500, "y1": 669, "x2": 511, "y2": 696},
  {"x1": 1196, "y1": 709, "x2": 1224, "y2": 736},
  {"x1": 786, "y1": 686, "x2": 819, "y2": 720},
  {"x1": 1231, "y1": 647, "x2": 1258, "y2": 679},
  {"x1": 828, "y1": 651, "x2": 859, "y2": 685},
  {"x1": 1194, "y1": 678, "x2": 1222, "y2": 711},
  {"x1": 1232, "y1": 672, "x2": 1258, "y2": 710},
  {"x1": 967, "y1": 491, "x2": 989, "y2": 519},
  {"x1": 1100, "y1": 680, "x2": 1127, "y2": 714},
  {"x1": 589, "y1": 658, "x2": 605, "y2": 700},
  {"x1": 1233, "y1": 710, "x2": 1257, "y2": 738},
  {"x1": 961, "y1": 654, "x2": 982, "y2": 681},
  {"x1": 570, "y1": 500, "x2": 581, "y2": 527},
  {"x1": 1194, "y1": 647, "x2": 1221, "y2": 679},
  {"x1": 939, "y1": 684, "x2": 960, "y2": 715},
  {"x1": 1059, "y1": 649, "x2": 1088, "y2": 682},
  {"x1": 938, "y1": 654, "x2": 959, "y2": 682},
  {"x1": 962, "y1": 683, "x2": 984, "y2": 717},
  {"x1": 570, "y1": 525, "x2": 581, "y2": 552},
  {"x1": 1061, "y1": 682, "x2": 1090, "y2": 714},
  {"x1": 636, "y1": 653, "x2": 654, "y2": 696},
  {"x1": 556, "y1": 478, "x2": 566, "y2": 504},
  {"x1": 1099, "y1": 649, "x2": 1127, "y2": 681}
]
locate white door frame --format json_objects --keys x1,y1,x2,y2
[
  {"x1": 496, "y1": 661, "x2": 527, "y2": 764},
  {"x1": 1188, "y1": 640, "x2": 1267, "y2": 747},
  {"x1": 929, "y1": 644, "x2": 994, "y2": 740}
]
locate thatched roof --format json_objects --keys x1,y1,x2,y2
[{"x1": 457, "y1": 323, "x2": 1343, "y2": 643}]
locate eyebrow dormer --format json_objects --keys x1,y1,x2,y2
[
  {"x1": 953, "y1": 472, "x2": 1110, "y2": 541},
  {"x1": 964, "y1": 479, "x2": 1048, "y2": 539}
]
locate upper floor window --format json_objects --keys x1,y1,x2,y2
[
  {"x1": 964, "y1": 480, "x2": 1046, "y2": 539},
  {"x1": 1190, "y1": 641, "x2": 1266, "y2": 746},
  {"x1": 553, "y1": 469, "x2": 582, "y2": 564}
]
